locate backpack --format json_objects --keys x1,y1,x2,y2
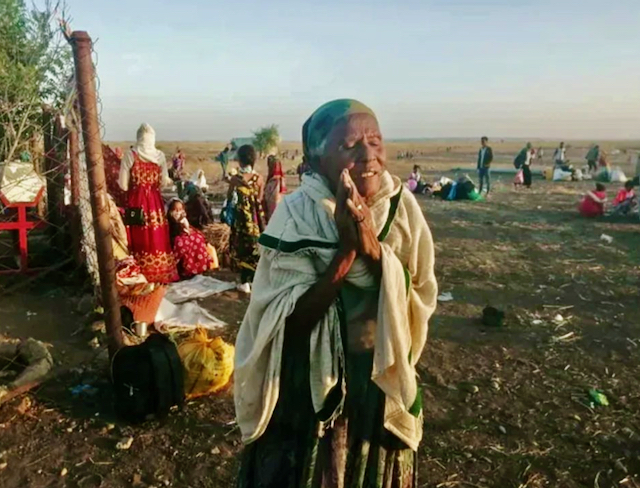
[
  {"x1": 111, "y1": 333, "x2": 185, "y2": 423},
  {"x1": 514, "y1": 150, "x2": 526, "y2": 169}
]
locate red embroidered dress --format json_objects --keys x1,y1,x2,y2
[{"x1": 127, "y1": 152, "x2": 178, "y2": 283}]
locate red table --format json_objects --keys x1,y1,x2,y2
[{"x1": 0, "y1": 187, "x2": 47, "y2": 274}]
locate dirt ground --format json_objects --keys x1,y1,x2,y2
[{"x1": 1, "y1": 144, "x2": 640, "y2": 487}]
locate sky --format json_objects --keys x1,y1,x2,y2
[{"x1": 62, "y1": 0, "x2": 640, "y2": 141}]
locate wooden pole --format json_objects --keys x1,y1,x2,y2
[{"x1": 70, "y1": 31, "x2": 123, "y2": 357}]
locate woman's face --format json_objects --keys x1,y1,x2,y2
[
  {"x1": 319, "y1": 113, "x2": 386, "y2": 200},
  {"x1": 170, "y1": 202, "x2": 185, "y2": 221}
]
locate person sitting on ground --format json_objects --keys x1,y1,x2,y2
[
  {"x1": 407, "y1": 164, "x2": 427, "y2": 194},
  {"x1": 183, "y1": 182, "x2": 215, "y2": 230},
  {"x1": 611, "y1": 181, "x2": 637, "y2": 215},
  {"x1": 167, "y1": 199, "x2": 216, "y2": 279},
  {"x1": 578, "y1": 183, "x2": 607, "y2": 218}
]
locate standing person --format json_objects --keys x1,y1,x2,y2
[
  {"x1": 118, "y1": 123, "x2": 178, "y2": 283},
  {"x1": 263, "y1": 155, "x2": 287, "y2": 222},
  {"x1": 477, "y1": 136, "x2": 494, "y2": 195},
  {"x1": 586, "y1": 144, "x2": 600, "y2": 174},
  {"x1": 170, "y1": 147, "x2": 185, "y2": 181},
  {"x1": 216, "y1": 146, "x2": 231, "y2": 179},
  {"x1": 228, "y1": 145, "x2": 265, "y2": 294},
  {"x1": 553, "y1": 142, "x2": 567, "y2": 169},
  {"x1": 296, "y1": 156, "x2": 310, "y2": 182},
  {"x1": 235, "y1": 99, "x2": 437, "y2": 487},
  {"x1": 514, "y1": 143, "x2": 533, "y2": 189}
]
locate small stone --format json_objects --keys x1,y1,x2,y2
[
  {"x1": 116, "y1": 436, "x2": 134, "y2": 450},
  {"x1": 0, "y1": 462, "x2": 7, "y2": 471},
  {"x1": 490, "y1": 378, "x2": 501, "y2": 392},
  {"x1": 211, "y1": 447, "x2": 221, "y2": 455},
  {"x1": 106, "y1": 423, "x2": 116, "y2": 431},
  {"x1": 60, "y1": 468, "x2": 68, "y2": 477},
  {"x1": 498, "y1": 425, "x2": 507, "y2": 435}
]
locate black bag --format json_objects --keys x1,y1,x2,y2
[
  {"x1": 111, "y1": 333, "x2": 185, "y2": 423},
  {"x1": 124, "y1": 208, "x2": 145, "y2": 226}
]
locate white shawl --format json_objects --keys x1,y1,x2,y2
[{"x1": 234, "y1": 171, "x2": 437, "y2": 451}]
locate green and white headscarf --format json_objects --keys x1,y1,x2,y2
[{"x1": 302, "y1": 99, "x2": 377, "y2": 171}]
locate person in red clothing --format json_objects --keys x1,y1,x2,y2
[
  {"x1": 579, "y1": 183, "x2": 607, "y2": 218},
  {"x1": 118, "y1": 123, "x2": 178, "y2": 283},
  {"x1": 167, "y1": 199, "x2": 215, "y2": 279},
  {"x1": 611, "y1": 181, "x2": 637, "y2": 215}
]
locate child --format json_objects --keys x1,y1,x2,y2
[
  {"x1": 611, "y1": 181, "x2": 637, "y2": 215},
  {"x1": 579, "y1": 183, "x2": 607, "y2": 218},
  {"x1": 168, "y1": 199, "x2": 217, "y2": 279}
]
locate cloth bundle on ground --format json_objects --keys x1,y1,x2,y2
[
  {"x1": 435, "y1": 176, "x2": 482, "y2": 201},
  {"x1": 234, "y1": 171, "x2": 438, "y2": 451}
]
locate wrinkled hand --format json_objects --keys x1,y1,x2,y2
[
  {"x1": 340, "y1": 171, "x2": 381, "y2": 263},
  {"x1": 335, "y1": 172, "x2": 359, "y2": 253}
]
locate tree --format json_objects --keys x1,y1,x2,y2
[
  {"x1": 252, "y1": 124, "x2": 280, "y2": 158},
  {"x1": 0, "y1": 0, "x2": 72, "y2": 161}
]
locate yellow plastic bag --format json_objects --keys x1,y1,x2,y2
[{"x1": 178, "y1": 327, "x2": 234, "y2": 399}]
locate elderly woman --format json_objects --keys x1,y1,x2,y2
[{"x1": 234, "y1": 100, "x2": 438, "y2": 487}]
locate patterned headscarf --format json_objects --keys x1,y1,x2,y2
[{"x1": 302, "y1": 99, "x2": 377, "y2": 171}]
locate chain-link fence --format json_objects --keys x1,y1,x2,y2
[{"x1": 1, "y1": 14, "x2": 123, "y2": 354}]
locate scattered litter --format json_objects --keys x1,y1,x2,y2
[
  {"x1": 588, "y1": 389, "x2": 609, "y2": 407},
  {"x1": 211, "y1": 447, "x2": 221, "y2": 455},
  {"x1": 88, "y1": 337, "x2": 100, "y2": 349},
  {"x1": 552, "y1": 314, "x2": 565, "y2": 325},
  {"x1": 60, "y1": 467, "x2": 68, "y2": 477},
  {"x1": 600, "y1": 234, "x2": 613, "y2": 244},
  {"x1": 552, "y1": 331, "x2": 575, "y2": 343},
  {"x1": 482, "y1": 306, "x2": 505, "y2": 327},
  {"x1": 437, "y1": 292, "x2": 454, "y2": 302},
  {"x1": 531, "y1": 320, "x2": 543, "y2": 326},
  {"x1": 16, "y1": 396, "x2": 32, "y2": 415},
  {"x1": 116, "y1": 437, "x2": 134, "y2": 450},
  {"x1": 498, "y1": 425, "x2": 507, "y2": 435}
]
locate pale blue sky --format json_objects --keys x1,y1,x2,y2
[{"x1": 65, "y1": 0, "x2": 640, "y2": 141}]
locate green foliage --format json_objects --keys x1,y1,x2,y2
[
  {"x1": 0, "y1": 0, "x2": 73, "y2": 161},
  {"x1": 252, "y1": 124, "x2": 280, "y2": 157}
]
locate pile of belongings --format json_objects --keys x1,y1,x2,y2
[
  {"x1": 595, "y1": 168, "x2": 627, "y2": 183},
  {"x1": 432, "y1": 175, "x2": 482, "y2": 201}
]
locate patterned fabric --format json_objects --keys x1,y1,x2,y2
[
  {"x1": 302, "y1": 99, "x2": 376, "y2": 171},
  {"x1": 103, "y1": 144, "x2": 127, "y2": 208},
  {"x1": 173, "y1": 229, "x2": 214, "y2": 278},
  {"x1": 127, "y1": 152, "x2": 179, "y2": 283},
  {"x1": 230, "y1": 174, "x2": 265, "y2": 278}
]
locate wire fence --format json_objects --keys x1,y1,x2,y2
[{"x1": 0, "y1": 24, "x2": 123, "y2": 354}]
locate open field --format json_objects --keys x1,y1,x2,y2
[{"x1": 1, "y1": 141, "x2": 639, "y2": 487}]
